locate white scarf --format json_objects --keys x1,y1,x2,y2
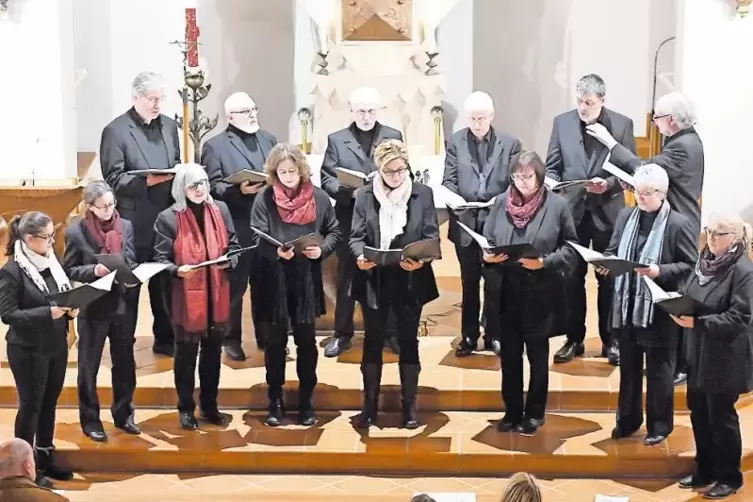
[
  {"x1": 14, "y1": 240, "x2": 71, "y2": 294},
  {"x1": 373, "y1": 174, "x2": 412, "y2": 250}
]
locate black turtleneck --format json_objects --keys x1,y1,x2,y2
[
  {"x1": 128, "y1": 107, "x2": 170, "y2": 167},
  {"x1": 228, "y1": 124, "x2": 266, "y2": 171},
  {"x1": 187, "y1": 200, "x2": 206, "y2": 232},
  {"x1": 350, "y1": 122, "x2": 376, "y2": 156},
  {"x1": 634, "y1": 210, "x2": 659, "y2": 256}
]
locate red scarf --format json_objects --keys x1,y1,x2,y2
[
  {"x1": 171, "y1": 202, "x2": 230, "y2": 341},
  {"x1": 272, "y1": 181, "x2": 317, "y2": 225},
  {"x1": 83, "y1": 209, "x2": 123, "y2": 254},
  {"x1": 506, "y1": 185, "x2": 545, "y2": 228}
]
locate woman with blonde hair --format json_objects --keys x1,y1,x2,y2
[
  {"x1": 501, "y1": 472, "x2": 542, "y2": 502},
  {"x1": 672, "y1": 213, "x2": 753, "y2": 499},
  {"x1": 350, "y1": 138, "x2": 440, "y2": 429},
  {"x1": 250, "y1": 143, "x2": 340, "y2": 427}
]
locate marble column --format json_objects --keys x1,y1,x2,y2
[{"x1": 675, "y1": 0, "x2": 753, "y2": 222}]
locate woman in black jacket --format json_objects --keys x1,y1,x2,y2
[
  {"x1": 250, "y1": 143, "x2": 340, "y2": 427},
  {"x1": 63, "y1": 180, "x2": 140, "y2": 442},
  {"x1": 0, "y1": 212, "x2": 76, "y2": 485},
  {"x1": 672, "y1": 214, "x2": 753, "y2": 499},
  {"x1": 482, "y1": 150, "x2": 577, "y2": 436},
  {"x1": 350, "y1": 139, "x2": 440, "y2": 429}
]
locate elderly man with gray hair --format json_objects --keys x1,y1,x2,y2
[
  {"x1": 443, "y1": 91, "x2": 522, "y2": 357},
  {"x1": 203, "y1": 92, "x2": 278, "y2": 360},
  {"x1": 587, "y1": 90, "x2": 705, "y2": 386},
  {"x1": 0, "y1": 439, "x2": 68, "y2": 499},
  {"x1": 100, "y1": 71, "x2": 182, "y2": 357}
]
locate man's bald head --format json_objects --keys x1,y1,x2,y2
[{"x1": 0, "y1": 439, "x2": 35, "y2": 480}]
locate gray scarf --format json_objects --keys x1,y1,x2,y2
[{"x1": 611, "y1": 200, "x2": 671, "y2": 330}]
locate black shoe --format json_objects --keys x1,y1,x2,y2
[
  {"x1": 399, "y1": 363, "x2": 420, "y2": 429},
  {"x1": 35, "y1": 472, "x2": 53, "y2": 488},
  {"x1": 403, "y1": 402, "x2": 419, "y2": 429},
  {"x1": 497, "y1": 416, "x2": 520, "y2": 432},
  {"x1": 483, "y1": 338, "x2": 502, "y2": 356},
  {"x1": 357, "y1": 363, "x2": 382, "y2": 428},
  {"x1": 385, "y1": 334, "x2": 401, "y2": 355},
  {"x1": 606, "y1": 343, "x2": 620, "y2": 366},
  {"x1": 115, "y1": 418, "x2": 141, "y2": 435},
  {"x1": 223, "y1": 343, "x2": 246, "y2": 361},
  {"x1": 611, "y1": 425, "x2": 640, "y2": 439},
  {"x1": 152, "y1": 343, "x2": 174, "y2": 357},
  {"x1": 85, "y1": 429, "x2": 108, "y2": 442},
  {"x1": 324, "y1": 336, "x2": 352, "y2": 358},
  {"x1": 179, "y1": 412, "x2": 199, "y2": 430},
  {"x1": 454, "y1": 338, "x2": 476, "y2": 357},
  {"x1": 679, "y1": 474, "x2": 714, "y2": 489},
  {"x1": 299, "y1": 393, "x2": 317, "y2": 426},
  {"x1": 704, "y1": 483, "x2": 738, "y2": 499},
  {"x1": 35, "y1": 446, "x2": 73, "y2": 481},
  {"x1": 516, "y1": 417, "x2": 545, "y2": 436},
  {"x1": 553, "y1": 341, "x2": 584, "y2": 363},
  {"x1": 644, "y1": 434, "x2": 666, "y2": 446},
  {"x1": 265, "y1": 399, "x2": 284, "y2": 427},
  {"x1": 674, "y1": 372, "x2": 688, "y2": 386},
  {"x1": 199, "y1": 410, "x2": 227, "y2": 426}
]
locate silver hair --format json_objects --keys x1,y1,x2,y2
[
  {"x1": 655, "y1": 92, "x2": 697, "y2": 130},
  {"x1": 576, "y1": 74, "x2": 607, "y2": 99},
  {"x1": 464, "y1": 91, "x2": 494, "y2": 113},
  {"x1": 0, "y1": 439, "x2": 33, "y2": 474},
  {"x1": 634, "y1": 163, "x2": 669, "y2": 195},
  {"x1": 171, "y1": 163, "x2": 212, "y2": 211},
  {"x1": 131, "y1": 71, "x2": 164, "y2": 98},
  {"x1": 83, "y1": 180, "x2": 114, "y2": 205}
]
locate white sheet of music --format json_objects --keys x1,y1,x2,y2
[{"x1": 602, "y1": 158, "x2": 635, "y2": 186}]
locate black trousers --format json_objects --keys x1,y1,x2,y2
[
  {"x1": 137, "y1": 245, "x2": 174, "y2": 346},
  {"x1": 77, "y1": 312, "x2": 137, "y2": 431},
  {"x1": 265, "y1": 322, "x2": 318, "y2": 400},
  {"x1": 174, "y1": 337, "x2": 222, "y2": 414},
  {"x1": 455, "y1": 243, "x2": 500, "y2": 343},
  {"x1": 675, "y1": 328, "x2": 688, "y2": 375},
  {"x1": 362, "y1": 297, "x2": 421, "y2": 366},
  {"x1": 568, "y1": 213, "x2": 612, "y2": 345},
  {"x1": 687, "y1": 389, "x2": 743, "y2": 488},
  {"x1": 228, "y1": 248, "x2": 264, "y2": 346},
  {"x1": 8, "y1": 344, "x2": 67, "y2": 447},
  {"x1": 502, "y1": 334, "x2": 549, "y2": 421},
  {"x1": 617, "y1": 336, "x2": 675, "y2": 437}
]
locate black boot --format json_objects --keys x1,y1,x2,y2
[
  {"x1": 35, "y1": 446, "x2": 73, "y2": 481},
  {"x1": 399, "y1": 363, "x2": 420, "y2": 429},
  {"x1": 265, "y1": 396, "x2": 285, "y2": 427},
  {"x1": 357, "y1": 363, "x2": 382, "y2": 428},
  {"x1": 299, "y1": 391, "x2": 317, "y2": 426}
]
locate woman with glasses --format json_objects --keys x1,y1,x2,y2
[
  {"x1": 0, "y1": 211, "x2": 77, "y2": 486},
  {"x1": 482, "y1": 150, "x2": 577, "y2": 436},
  {"x1": 350, "y1": 139, "x2": 440, "y2": 429},
  {"x1": 672, "y1": 215, "x2": 753, "y2": 499},
  {"x1": 154, "y1": 163, "x2": 241, "y2": 430},
  {"x1": 249, "y1": 144, "x2": 340, "y2": 427},
  {"x1": 603, "y1": 164, "x2": 697, "y2": 446},
  {"x1": 63, "y1": 180, "x2": 139, "y2": 442}
]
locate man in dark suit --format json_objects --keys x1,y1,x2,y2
[
  {"x1": 100, "y1": 71, "x2": 180, "y2": 356},
  {"x1": 203, "y1": 92, "x2": 278, "y2": 361},
  {"x1": 320, "y1": 87, "x2": 402, "y2": 358},
  {"x1": 546, "y1": 74, "x2": 636, "y2": 365},
  {"x1": 587, "y1": 90, "x2": 704, "y2": 385},
  {"x1": 443, "y1": 91, "x2": 522, "y2": 357}
]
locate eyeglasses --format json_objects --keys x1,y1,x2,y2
[
  {"x1": 382, "y1": 167, "x2": 407, "y2": 177},
  {"x1": 652, "y1": 113, "x2": 670, "y2": 121},
  {"x1": 355, "y1": 109, "x2": 377, "y2": 117},
  {"x1": 143, "y1": 95, "x2": 165, "y2": 105},
  {"x1": 633, "y1": 188, "x2": 663, "y2": 198},
  {"x1": 511, "y1": 172, "x2": 536, "y2": 182},
  {"x1": 187, "y1": 179, "x2": 208, "y2": 191},
  {"x1": 230, "y1": 107, "x2": 258, "y2": 115},
  {"x1": 93, "y1": 200, "x2": 117, "y2": 210},
  {"x1": 705, "y1": 228, "x2": 734, "y2": 239},
  {"x1": 33, "y1": 233, "x2": 55, "y2": 243}
]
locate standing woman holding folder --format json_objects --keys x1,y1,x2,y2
[
  {"x1": 63, "y1": 180, "x2": 140, "y2": 442},
  {"x1": 250, "y1": 143, "x2": 340, "y2": 426},
  {"x1": 0, "y1": 211, "x2": 76, "y2": 485},
  {"x1": 482, "y1": 150, "x2": 577, "y2": 435},
  {"x1": 671, "y1": 214, "x2": 753, "y2": 499},
  {"x1": 604, "y1": 164, "x2": 697, "y2": 446},
  {"x1": 153, "y1": 163, "x2": 241, "y2": 430},
  {"x1": 350, "y1": 139, "x2": 440, "y2": 429}
]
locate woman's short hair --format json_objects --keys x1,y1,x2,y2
[
  {"x1": 633, "y1": 163, "x2": 669, "y2": 195},
  {"x1": 509, "y1": 150, "x2": 545, "y2": 188},
  {"x1": 5, "y1": 211, "x2": 53, "y2": 256},
  {"x1": 171, "y1": 163, "x2": 212, "y2": 211},
  {"x1": 83, "y1": 180, "x2": 114, "y2": 206},
  {"x1": 501, "y1": 472, "x2": 542, "y2": 502},
  {"x1": 264, "y1": 143, "x2": 312, "y2": 184},
  {"x1": 374, "y1": 139, "x2": 409, "y2": 170},
  {"x1": 707, "y1": 213, "x2": 753, "y2": 252}
]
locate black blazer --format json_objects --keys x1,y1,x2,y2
[
  {"x1": 545, "y1": 108, "x2": 636, "y2": 231},
  {"x1": 605, "y1": 207, "x2": 698, "y2": 346},
  {"x1": 443, "y1": 127, "x2": 522, "y2": 247},
  {"x1": 202, "y1": 128, "x2": 278, "y2": 246},
  {"x1": 100, "y1": 110, "x2": 181, "y2": 254},
  {"x1": 610, "y1": 127, "x2": 704, "y2": 236},
  {"x1": 684, "y1": 254, "x2": 753, "y2": 395},
  {"x1": 0, "y1": 260, "x2": 69, "y2": 353},
  {"x1": 483, "y1": 191, "x2": 578, "y2": 337},
  {"x1": 349, "y1": 182, "x2": 439, "y2": 310},
  {"x1": 63, "y1": 216, "x2": 137, "y2": 320}
]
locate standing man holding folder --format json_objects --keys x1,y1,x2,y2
[
  {"x1": 443, "y1": 91, "x2": 522, "y2": 357},
  {"x1": 545, "y1": 74, "x2": 636, "y2": 365},
  {"x1": 203, "y1": 92, "x2": 278, "y2": 360},
  {"x1": 100, "y1": 71, "x2": 180, "y2": 357},
  {"x1": 320, "y1": 87, "x2": 402, "y2": 358}
]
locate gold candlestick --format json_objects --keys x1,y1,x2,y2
[
  {"x1": 297, "y1": 108, "x2": 312, "y2": 154},
  {"x1": 431, "y1": 105, "x2": 443, "y2": 155}
]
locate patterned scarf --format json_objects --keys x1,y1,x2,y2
[
  {"x1": 272, "y1": 181, "x2": 317, "y2": 225},
  {"x1": 373, "y1": 173, "x2": 412, "y2": 249},
  {"x1": 14, "y1": 239, "x2": 71, "y2": 294},
  {"x1": 505, "y1": 185, "x2": 545, "y2": 228},
  {"x1": 695, "y1": 241, "x2": 744, "y2": 286},
  {"x1": 83, "y1": 209, "x2": 123, "y2": 254}
]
